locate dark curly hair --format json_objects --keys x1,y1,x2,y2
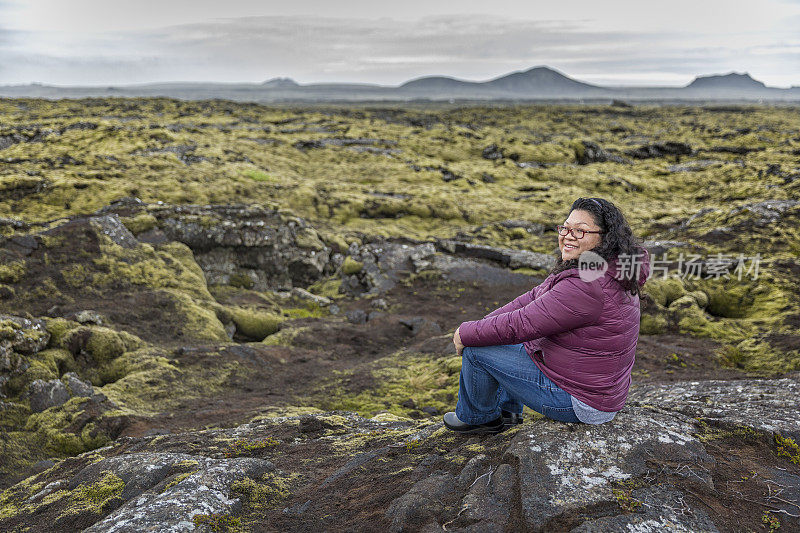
[{"x1": 548, "y1": 197, "x2": 646, "y2": 298}]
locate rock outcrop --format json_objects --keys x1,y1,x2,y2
[{"x1": 2, "y1": 377, "x2": 798, "y2": 532}]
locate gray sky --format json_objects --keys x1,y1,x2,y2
[{"x1": 1, "y1": 0, "x2": 799, "y2": 87}]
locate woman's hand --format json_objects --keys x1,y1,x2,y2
[{"x1": 453, "y1": 327, "x2": 464, "y2": 356}]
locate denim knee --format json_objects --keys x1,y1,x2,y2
[{"x1": 462, "y1": 345, "x2": 477, "y2": 364}]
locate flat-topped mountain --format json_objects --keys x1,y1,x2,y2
[{"x1": 686, "y1": 72, "x2": 768, "y2": 91}]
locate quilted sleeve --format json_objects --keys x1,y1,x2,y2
[{"x1": 459, "y1": 275, "x2": 604, "y2": 347}]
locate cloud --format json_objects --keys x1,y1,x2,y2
[{"x1": 1, "y1": 13, "x2": 798, "y2": 87}]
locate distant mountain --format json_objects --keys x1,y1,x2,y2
[
  {"x1": 686, "y1": 72, "x2": 767, "y2": 91},
  {"x1": 1, "y1": 66, "x2": 797, "y2": 102},
  {"x1": 261, "y1": 77, "x2": 299, "y2": 88},
  {"x1": 483, "y1": 66, "x2": 603, "y2": 95},
  {"x1": 399, "y1": 66, "x2": 607, "y2": 98}
]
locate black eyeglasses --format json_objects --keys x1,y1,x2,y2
[{"x1": 556, "y1": 225, "x2": 604, "y2": 239}]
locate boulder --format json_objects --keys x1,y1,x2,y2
[
  {"x1": 481, "y1": 144, "x2": 504, "y2": 160},
  {"x1": 575, "y1": 141, "x2": 629, "y2": 165},
  {"x1": 27, "y1": 379, "x2": 70, "y2": 412},
  {"x1": 108, "y1": 204, "x2": 334, "y2": 291},
  {"x1": 3, "y1": 397, "x2": 799, "y2": 532},
  {"x1": 0, "y1": 315, "x2": 50, "y2": 356},
  {"x1": 81, "y1": 453, "x2": 274, "y2": 532},
  {"x1": 630, "y1": 377, "x2": 800, "y2": 440},
  {"x1": 435, "y1": 239, "x2": 554, "y2": 271},
  {"x1": 61, "y1": 372, "x2": 94, "y2": 398},
  {"x1": 507, "y1": 408, "x2": 716, "y2": 531},
  {"x1": 729, "y1": 200, "x2": 800, "y2": 224},
  {"x1": 626, "y1": 142, "x2": 693, "y2": 159},
  {"x1": 88, "y1": 215, "x2": 139, "y2": 249}
]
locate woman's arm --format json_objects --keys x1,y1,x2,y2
[{"x1": 458, "y1": 276, "x2": 603, "y2": 347}]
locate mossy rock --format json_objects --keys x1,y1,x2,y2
[
  {"x1": 22, "y1": 396, "x2": 111, "y2": 456},
  {"x1": 64, "y1": 326, "x2": 143, "y2": 364},
  {"x1": 294, "y1": 227, "x2": 326, "y2": 251},
  {"x1": 640, "y1": 313, "x2": 668, "y2": 335},
  {"x1": 644, "y1": 277, "x2": 687, "y2": 307},
  {"x1": 704, "y1": 285, "x2": 754, "y2": 318},
  {"x1": 120, "y1": 213, "x2": 157, "y2": 235},
  {"x1": 231, "y1": 308, "x2": 282, "y2": 341},
  {"x1": 342, "y1": 256, "x2": 364, "y2": 276},
  {"x1": 43, "y1": 318, "x2": 82, "y2": 349},
  {"x1": 0, "y1": 261, "x2": 26, "y2": 283},
  {"x1": 306, "y1": 278, "x2": 344, "y2": 300},
  {"x1": 228, "y1": 272, "x2": 255, "y2": 289},
  {"x1": 686, "y1": 290, "x2": 709, "y2": 308}
]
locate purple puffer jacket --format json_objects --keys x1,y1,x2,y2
[{"x1": 458, "y1": 248, "x2": 651, "y2": 412}]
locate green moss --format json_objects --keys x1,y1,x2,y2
[
  {"x1": 281, "y1": 302, "x2": 328, "y2": 319},
  {"x1": 230, "y1": 471, "x2": 299, "y2": 510},
  {"x1": 230, "y1": 308, "x2": 282, "y2": 341},
  {"x1": 704, "y1": 284, "x2": 754, "y2": 318},
  {"x1": 120, "y1": 213, "x2": 158, "y2": 235},
  {"x1": 99, "y1": 347, "x2": 241, "y2": 416},
  {"x1": 724, "y1": 337, "x2": 800, "y2": 376},
  {"x1": 316, "y1": 351, "x2": 461, "y2": 418},
  {"x1": 0, "y1": 283, "x2": 14, "y2": 298},
  {"x1": 60, "y1": 264, "x2": 91, "y2": 288},
  {"x1": 686, "y1": 290, "x2": 708, "y2": 308},
  {"x1": 774, "y1": 434, "x2": 800, "y2": 465},
  {"x1": 639, "y1": 313, "x2": 667, "y2": 335},
  {"x1": 1, "y1": 100, "x2": 799, "y2": 388},
  {"x1": 92, "y1": 240, "x2": 211, "y2": 300},
  {"x1": 341, "y1": 256, "x2": 364, "y2": 275},
  {"x1": 317, "y1": 230, "x2": 349, "y2": 253},
  {"x1": 228, "y1": 273, "x2": 254, "y2": 289},
  {"x1": 224, "y1": 437, "x2": 280, "y2": 458},
  {"x1": 0, "y1": 261, "x2": 25, "y2": 283},
  {"x1": 611, "y1": 488, "x2": 642, "y2": 513},
  {"x1": 162, "y1": 472, "x2": 192, "y2": 491},
  {"x1": 22, "y1": 396, "x2": 111, "y2": 456},
  {"x1": 260, "y1": 325, "x2": 308, "y2": 347},
  {"x1": 40, "y1": 234, "x2": 66, "y2": 248},
  {"x1": 294, "y1": 227, "x2": 325, "y2": 251},
  {"x1": 716, "y1": 344, "x2": 748, "y2": 369},
  {"x1": 64, "y1": 326, "x2": 143, "y2": 364},
  {"x1": 306, "y1": 277, "x2": 344, "y2": 300},
  {"x1": 511, "y1": 267, "x2": 547, "y2": 276},
  {"x1": 5, "y1": 352, "x2": 67, "y2": 396},
  {"x1": 28, "y1": 278, "x2": 71, "y2": 303},
  {"x1": 192, "y1": 512, "x2": 243, "y2": 532},
  {"x1": 0, "y1": 475, "x2": 47, "y2": 520},
  {"x1": 59, "y1": 470, "x2": 125, "y2": 518},
  {"x1": 0, "y1": 175, "x2": 43, "y2": 192},
  {"x1": 695, "y1": 420, "x2": 763, "y2": 443},
  {"x1": 643, "y1": 276, "x2": 687, "y2": 307},
  {"x1": 243, "y1": 169, "x2": 271, "y2": 182},
  {"x1": 167, "y1": 290, "x2": 230, "y2": 342},
  {"x1": 43, "y1": 317, "x2": 82, "y2": 348}
]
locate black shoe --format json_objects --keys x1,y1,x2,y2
[
  {"x1": 501, "y1": 410, "x2": 524, "y2": 429},
  {"x1": 443, "y1": 412, "x2": 505, "y2": 434}
]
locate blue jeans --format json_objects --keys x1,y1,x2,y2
[{"x1": 455, "y1": 343, "x2": 581, "y2": 424}]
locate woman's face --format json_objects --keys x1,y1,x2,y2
[{"x1": 559, "y1": 209, "x2": 603, "y2": 261}]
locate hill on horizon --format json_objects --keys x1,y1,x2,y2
[{"x1": 1, "y1": 65, "x2": 798, "y2": 102}]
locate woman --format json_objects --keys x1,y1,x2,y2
[{"x1": 443, "y1": 197, "x2": 650, "y2": 434}]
